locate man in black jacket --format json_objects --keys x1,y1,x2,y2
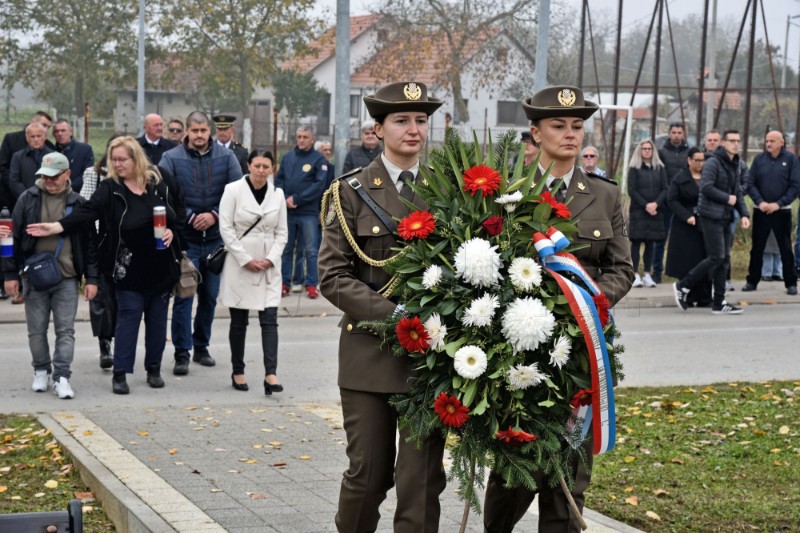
[
  {"x1": 741, "y1": 131, "x2": 799, "y2": 295},
  {"x1": 0, "y1": 111, "x2": 54, "y2": 209},
  {"x1": 342, "y1": 120, "x2": 381, "y2": 174},
  {"x1": 137, "y1": 114, "x2": 177, "y2": 165},
  {"x1": 1, "y1": 152, "x2": 99, "y2": 398},
  {"x1": 8, "y1": 123, "x2": 56, "y2": 204},
  {"x1": 674, "y1": 130, "x2": 750, "y2": 314},
  {"x1": 53, "y1": 119, "x2": 94, "y2": 193},
  {"x1": 654, "y1": 122, "x2": 689, "y2": 283}
]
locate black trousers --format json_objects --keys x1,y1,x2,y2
[
  {"x1": 89, "y1": 275, "x2": 116, "y2": 340},
  {"x1": 680, "y1": 217, "x2": 732, "y2": 307},
  {"x1": 746, "y1": 209, "x2": 798, "y2": 288},
  {"x1": 228, "y1": 307, "x2": 278, "y2": 375}
]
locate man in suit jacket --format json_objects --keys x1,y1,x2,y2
[
  {"x1": 0, "y1": 111, "x2": 54, "y2": 209},
  {"x1": 137, "y1": 114, "x2": 176, "y2": 165},
  {"x1": 318, "y1": 81, "x2": 447, "y2": 532},
  {"x1": 8, "y1": 123, "x2": 55, "y2": 202},
  {"x1": 52, "y1": 119, "x2": 94, "y2": 193}
]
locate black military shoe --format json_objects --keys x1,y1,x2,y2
[
  {"x1": 99, "y1": 339, "x2": 113, "y2": 369},
  {"x1": 146, "y1": 366, "x2": 165, "y2": 388},
  {"x1": 192, "y1": 347, "x2": 216, "y2": 367},
  {"x1": 173, "y1": 350, "x2": 191, "y2": 375},
  {"x1": 112, "y1": 372, "x2": 129, "y2": 395}
]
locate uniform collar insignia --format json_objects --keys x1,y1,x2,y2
[
  {"x1": 577, "y1": 182, "x2": 585, "y2": 191},
  {"x1": 373, "y1": 178, "x2": 383, "y2": 186}
]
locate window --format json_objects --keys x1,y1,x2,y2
[
  {"x1": 350, "y1": 95, "x2": 361, "y2": 118},
  {"x1": 497, "y1": 101, "x2": 528, "y2": 126}
]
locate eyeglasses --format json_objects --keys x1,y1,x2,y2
[
  {"x1": 640, "y1": 147, "x2": 653, "y2": 151},
  {"x1": 581, "y1": 154, "x2": 598, "y2": 159},
  {"x1": 168, "y1": 128, "x2": 183, "y2": 133},
  {"x1": 363, "y1": 131, "x2": 376, "y2": 136},
  {"x1": 111, "y1": 157, "x2": 131, "y2": 164},
  {"x1": 691, "y1": 158, "x2": 705, "y2": 163}
]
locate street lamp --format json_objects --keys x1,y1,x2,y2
[{"x1": 781, "y1": 14, "x2": 800, "y2": 89}]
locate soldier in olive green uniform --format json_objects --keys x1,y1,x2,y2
[
  {"x1": 318, "y1": 82, "x2": 446, "y2": 532},
  {"x1": 483, "y1": 86, "x2": 634, "y2": 533},
  {"x1": 213, "y1": 114, "x2": 249, "y2": 174}
]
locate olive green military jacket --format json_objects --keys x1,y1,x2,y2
[
  {"x1": 318, "y1": 157, "x2": 423, "y2": 393},
  {"x1": 551, "y1": 167, "x2": 635, "y2": 306}
]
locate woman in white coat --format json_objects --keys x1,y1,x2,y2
[{"x1": 218, "y1": 150, "x2": 288, "y2": 394}]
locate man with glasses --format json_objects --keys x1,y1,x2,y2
[
  {"x1": 674, "y1": 130, "x2": 750, "y2": 314},
  {"x1": 166, "y1": 119, "x2": 185, "y2": 143},
  {"x1": 655, "y1": 122, "x2": 690, "y2": 283},
  {"x1": 1, "y1": 152, "x2": 99, "y2": 398},
  {"x1": 52, "y1": 119, "x2": 94, "y2": 194},
  {"x1": 342, "y1": 120, "x2": 381, "y2": 174},
  {"x1": 137, "y1": 114, "x2": 177, "y2": 165},
  {"x1": 741, "y1": 131, "x2": 799, "y2": 296},
  {"x1": 579, "y1": 145, "x2": 606, "y2": 177}
]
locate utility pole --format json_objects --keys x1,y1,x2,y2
[
  {"x1": 533, "y1": 0, "x2": 550, "y2": 93},
  {"x1": 705, "y1": 0, "x2": 717, "y2": 132},
  {"x1": 334, "y1": 0, "x2": 351, "y2": 171},
  {"x1": 782, "y1": 15, "x2": 800, "y2": 88},
  {"x1": 136, "y1": 0, "x2": 145, "y2": 135}
]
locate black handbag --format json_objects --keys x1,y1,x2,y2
[
  {"x1": 24, "y1": 206, "x2": 72, "y2": 291},
  {"x1": 206, "y1": 216, "x2": 262, "y2": 275}
]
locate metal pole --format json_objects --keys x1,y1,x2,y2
[
  {"x1": 136, "y1": 0, "x2": 145, "y2": 135},
  {"x1": 783, "y1": 15, "x2": 791, "y2": 88},
  {"x1": 334, "y1": 0, "x2": 351, "y2": 174},
  {"x1": 706, "y1": 0, "x2": 718, "y2": 132},
  {"x1": 610, "y1": 0, "x2": 623, "y2": 179},
  {"x1": 533, "y1": 0, "x2": 551, "y2": 93},
  {"x1": 578, "y1": 0, "x2": 587, "y2": 88},
  {"x1": 651, "y1": 0, "x2": 664, "y2": 140},
  {"x1": 742, "y1": 0, "x2": 757, "y2": 162},
  {"x1": 697, "y1": 0, "x2": 710, "y2": 145}
]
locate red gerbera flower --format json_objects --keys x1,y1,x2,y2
[
  {"x1": 481, "y1": 215, "x2": 504, "y2": 236},
  {"x1": 396, "y1": 316, "x2": 430, "y2": 353},
  {"x1": 433, "y1": 392, "x2": 470, "y2": 428},
  {"x1": 397, "y1": 211, "x2": 436, "y2": 240},
  {"x1": 536, "y1": 190, "x2": 571, "y2": 218},
  {"x1": 496, "y1": 426, "x2": 538, "y2": 446},
  {"x1": 593, "y1": 293, "x2": 611, "y2": 327},
  {"x1": 463, "y1": 164, "x2": 501, "y2": 197},
  {"x1": 570, "y1": 388, "x2": 593, "y2": 408}
]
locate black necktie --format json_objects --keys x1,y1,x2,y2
[
  {"x1": 551, "y1": 179, "x2": 567, "y2": 203},
  {"x1": 399, "y1": 171, "x2": 415, "y2": 202}
]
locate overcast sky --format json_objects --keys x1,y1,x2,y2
[{"x1": 320, "y1": 0, "x2": 800, "y2": 67}]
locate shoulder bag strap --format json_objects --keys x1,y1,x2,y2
[
  {"x1": 54, "y1": 204, "x2": 73, "y2": 258},
  {"x1": 345, "y1": 177, "x2": 397, "y2": 233}
]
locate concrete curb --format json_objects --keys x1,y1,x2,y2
[{"x1": 39, "y1": 413, "x2": 177, "y2": 533}]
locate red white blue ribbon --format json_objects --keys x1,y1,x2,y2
[{"x1": 533, "y1": 229, "x2": 616, "y2": 455}]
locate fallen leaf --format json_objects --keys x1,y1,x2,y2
[
  {"x1": 268, "y1": 441, "x2": 282, "y2": 447},
  {"x1": 83, "y1": 430, "x2": 93, "y2": 436},
  {"x1": 770, "y1": 448, "x2": 781, "y2": 454},
  {"x1": 247, "y1": 492, "x2": 267, "y2": 500},
  {"x1": 34, "y1": 492, "x2": 46, "y2": 497},
  {"x1": 168, "y1": 449, "x2": 178, "y2": 455},
  {"x1": 74, "y1": 491, "x2": 94, "y2": 501},
  {"x1": 210, "y1": 488, "x2": 224, "y2": 493},
  {"x1": 44, "y1": 480, "x2": 58, "y2": 489},
  {"x1": 624, "y1": 487, "x2": 633, "y2": 493},
  {"x1": 138, "y1": 430, "x2": 149, "y2": 437},
  {"x1": 671, "y1": 458, "x2": 684, "y2": 465},
  {"x1": 271, "y1": 462, "x2": 287, "y2": 467},
  {"x1": 623, "y1": 455, "x2": 636, "y2": 463},
  {"x1": 779, "y1": 426, "x2": 790, "y2": 435},
  {"x1": 299, "y1": 455, "x2": 312, "y2": 460},
  {"x1": 252, "y1": 444, "x2": 264, "y2": 449},
  {"x1": 82, "y1": 506, "x2": 93, "y2": 513},
  {"x1": 646, "y1": 510, "x2": 661, "y2": 521},
  {"x1": 625, "y1": 495, "x2": 639, "y2": 506},
  {"x1": 10, "y1": 496, "x2": 21, "y2": 501},
  {"x1": 652, "y1": 489, "x2": 670, "y2": 497}
]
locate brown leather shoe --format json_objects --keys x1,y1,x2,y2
[{"x1": 11, "y1": 294, "x2": 24, "y2": 305}]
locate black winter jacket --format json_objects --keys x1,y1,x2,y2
[
  {"x1": 2, "y1": 184, "x2": 100, "y2": 285},
  {"x1": 658, "y1": 140, "x2": 689, "y2": 182},
  {"x1": 697, "y1": 147, "x2": 749, "y2": 222}
]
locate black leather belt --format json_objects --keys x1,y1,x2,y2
[{"x1": 347, "y1": 177, "x2": 396, "y2": 233}]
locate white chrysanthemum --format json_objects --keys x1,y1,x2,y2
[
  {"x1": 495, "y1": 191, "x2": 523, "y2": 212},
  {"x1": 453, "y1": 238, "x2": 503, "y2": 288},
  {"x1": 501, "y1": 297, "x2": 556, "y2": 353},
  {"x1": 461, "y1": 293, "x2": 500, "y2": 328},
  {"x1": 453, "y1": 345, "x2": 488, "y2": 380},
  {"x1": 508, "y1": 257, "x2": 543, "y2": 292},
  {"x1": 507, "y1": 363, "x2": 545, "y2": 390},
  {"x1": 423, "y1": 313, "x2": 447, "y2": 350},
  {"x1": 549, "y1": 334, "x2": 572, "y2": 368},
  {"x1": 422, "y1": 264, "x2": 443, "y2": 289}
]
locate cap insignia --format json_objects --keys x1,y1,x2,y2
[
  {"x1": 403, "y1": 83, "x2": 422, "y2": 101},
  {"x1": 557, "y1": 89, "x2": 576, "y2": 107}
]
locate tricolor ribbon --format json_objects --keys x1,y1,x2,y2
[{"x1": 533, "y1": 228, "x2": 616, "y2": 455}]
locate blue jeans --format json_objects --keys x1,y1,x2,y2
[
  {"x1": 282, "y1": 214, "x2": 319, "y2": 287},
  {"x1": 171, "y1": 238, "x2": 222, "y2": 353},
  {"x1": 680, "y1": 217, "x2": 732, "y2": 307},
  {"x1": 115, "y1": 288, "x2": 170, "y2": 373},
  {"x1": 762, "y1": 253, "x2": 782, "y2": 277},
  {"x1": 25, "y1": 277, "x2": 79, "y2": 382}
]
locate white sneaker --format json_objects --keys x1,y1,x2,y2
[
  {"x1": 53, "y1": 377, "x2": 75, "y2": 399},
  {"x1": 291, "y1": 284, "x2": 303, "y2": 293},
  {"x1": 32, "y1": 370, "x2": 49, "y2": 392},
  {"x1": 642, "y1": 273, "x2": 657, "y2": 287},
  {"x1": 632, "y1": 273, "x2": 642, "y2": 288}
]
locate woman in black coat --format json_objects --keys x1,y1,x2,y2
[
  {"x1": 628, "y1": 139, "x2": 668, "y2": 287},
  {"x1": 665, "y1": 147, "x2": 712, "y2": 306}
]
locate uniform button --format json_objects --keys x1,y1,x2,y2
[
  {"x1": 372, "y1": 226, "x2": 380, "y2": 234},
  {"x1": 593, "y1": 229, "x2": 601, "y2": 237},
  {"x1": 346, "y1": 324, "x2": 353, "y2": 332}
]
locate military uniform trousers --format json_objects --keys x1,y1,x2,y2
[
  {"x1": 483, "y1": 438, "x2": 593, "y2": 533},
  {"x1": 336, "y1": 387, "x2": 447, "y2": 533}
]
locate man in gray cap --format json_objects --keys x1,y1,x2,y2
[{"x1": 2, "y1": 152, "x2": 99, "y2": 399}]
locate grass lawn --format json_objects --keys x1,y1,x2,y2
[
  {"x1": 587, "y1": 381, "x2": 800, "y2": 532},
  {"x1": 0, "y1": 414, "x2": 115, "y2": 532}
]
